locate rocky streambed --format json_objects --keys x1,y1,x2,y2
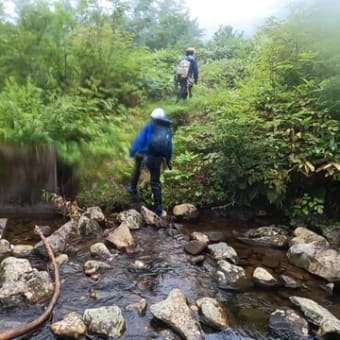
[{"x1": 0, "y1": 205, "x2": 340, "y2": 339}]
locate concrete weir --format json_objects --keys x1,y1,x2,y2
[{"x1": 0, "y1": 145, "x2": 57, "y2": 216}]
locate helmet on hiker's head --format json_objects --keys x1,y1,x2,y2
[
  {"x1": 151, "y1": 108, "x2": 165, "y2": 120},
  {"x1": 151, "y1": 108, "x2": 171, "y2": 123}
]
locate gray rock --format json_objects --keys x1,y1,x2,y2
[
  {"x1": 90, "y1": 242, "x2": 112, "y2": 259},
  {"x1": 196, "y1": 297, "x2": 230, "y2": 330},
  {"x1": 0, "y1": 256, "x2": 32, "y2": 283},
  {"x1": 150, "y1": 288, "x2": 203, "y2": 340},
  {"x1": 322, "y1": 224, "x2": 340, "y2": 248},
  {"x1": 118, "y1": 209, "x2": 143, "y2": 230},
  {"x1": 83, "y1": 305, "x2": 125, "y2": 338},
  {"x1": 269, "y1": 308, "x2": 309, "y2": 339},
  {"x1": 253, "y1": 267, "x2": 279, "y2": 288},
  {"x1": 141, "y1": 206, "x2": 167, "y2": 228},
  {"x1": 287, "y1": 243, "x2": 340, "y2": 282},
  {"x1": 208, "y1": 242, "x2": 238, "y2": 263},
  {"x1": 173, "y1": 204, "x2": 199, "y2": 221},
  {"x1": 237, "y1": 225, "x2": 289, "y2": 248},
  {"x1": 0, "y1": 239, "x2": 11, "y2": 258},
  {"x1": 84, "y1": 206, "x2": 105, "y2": 222},
  {"x1": 126, "y1": 298, "x2": 147, "y2": 316},
  {"x1": 290, "y1": 296, "x2": 340, "y2": 337},
  {"x1": 191, "y1": 232, "x2": 209, "y2": 244},
  {"x1": 78, "y1": 215, "x2": 101, "y2": 238},
  {"x1": 217, "y1": 260, "x2": 246, "y2": 286},
  {"x1": 23, "y1": 270, "x2": 53, "y2": 304},
  {"x1": 280, "y1": 274, "x2": 301, "y2": 289},
  {"x1": 105, "y1": 222, "x2": 134, "y2": 249},
  {"x1": 290, "y1": 227, "x2": 329, "y2": 247},
  {"x1": 84, "y1": 260, "x2": 111, "y2": 276},
  {"x1": 11, "y1": 244, "x2": 33, "y2": 258}
]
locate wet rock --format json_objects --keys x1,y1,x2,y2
[
  {"x1": 269, "y1": 308, "x2": 309, "y2": 339},
  {"x1": 34, "y1": 220, "x2": 79, "y2": 256},
  {"x1": 173, "y1": 203, "x2": 199, "y2": 221},
  {"x1": 83, "y1": 305, "x2": 125, "y2": 338},
  {"x1": 118, "y1": 209, "x2": 143, "y2": 230},
  {"x1": 196, "y1": 297, "x2": 230, "y2": 330},
  {"x1": 287, "y1": 243, "x2": 340, "y2": 282},
  {"x1": 84, "y1": 206, "x2": 105, "y2": 223},
  {"x1": 280, "y1": 274, "x2": 301, "y2": 289},
  {"x1": 90, "y1": 242, "x2": 112, "y2": 259},
  {"x1": 184, "y1": 240, "x2": 207, "y2": 255},
  {"x1": 141, "y1": 206, "x2": 167, "y2": 228},
  {"x1": 126, "y1": 298, "x2": 147, "y2": 316},
  {"x1": 189, "y1": 255, "x2": 205, "y2": 265},
  {"x1": 290, "y1": 227, "x2": 329, "y2": 247},
  {"x1": 0, "y1": 239, "x2": 11, "y2": 258},
  {"x1": 253, "y1": 267, "x2": 279, "y2": 288},
  {"x1": 0, "y1": 256, "x2": 32, "y2": 282},
  {"x1": 0, "y1": 218, "x2": 8, "y2": 239},
  {"x1": 217, "y1": 260, "x2": 246, "y2": 286},
  {"x1": 50, "y1": 312, "x2": 87, "y2": 339},
  {"x1": 78, "y1": 215, "x2": 101, "y2": 238},
  {"x1": 23, "y1": 270, "x2": 53, "y2": 304},
  {"x1": 150, "y1": 288, "x2": 204, "y2": 340},
  {"x1": 237, "y1": 225, "x2": 289, "y2": 248},
  {"x1": 208, "y1": 242, "x2": 238, "y2": 263},
  {"x1": 55, "y1": 253, "x2": 69, "y2": 267},
  {"x1": 105, "y1": 222, "x2": 134, "y2": 249},
  {"x1": 84, "y1": 260, "x2": 111, "y2": 275},
  {"x1": 191, "y1": 232, "x2": 209, "y2": 245},
  {"x1": 128, "y1": 260, "x2": 150, "y2": 272},
  {"x1": 11, "y1": 244, "x2": 33, "y2": 257},
  {"x1": 0, "y1": 257, "x2": 52, "y2": 307},
  {"x1": 290, "y1": 296, "x2": 340, "y2": 337}
]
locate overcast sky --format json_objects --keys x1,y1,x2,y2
[{"x1": 185, "y1": 0, "x2": 298, "y2": 37}]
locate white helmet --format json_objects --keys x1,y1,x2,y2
[{"x1": 150, "y1": 108, "x2": 166, "y2": 120}]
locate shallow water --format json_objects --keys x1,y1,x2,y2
[{"x1": 1, "y1": 213, "x2": 339, "y2": 339}]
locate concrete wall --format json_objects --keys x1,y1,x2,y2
[{"x1": 0, "y1": 145, "x2": 57, "y2": 215}]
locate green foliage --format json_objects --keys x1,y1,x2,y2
[{"x1": 290, "y1": 193, "x2": 324, "y2": 218}]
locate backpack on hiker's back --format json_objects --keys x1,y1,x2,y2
[
  {"x1": 148, "y1": 120, "x2": 172, "y2": 158},
  {"x1": 176, "y1": 57, "x2": 191, "y2": 80}
]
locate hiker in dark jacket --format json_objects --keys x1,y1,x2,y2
[
  {"x1": 175, "y1": 47, "x2": 199, "y2": 101},
  {"x1": 127, "y1": 108, "x2": 172, "y2": 216}
]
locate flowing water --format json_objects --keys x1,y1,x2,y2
[{"x1": 1, "y1": 213, "x2": 340, "y2": 339}]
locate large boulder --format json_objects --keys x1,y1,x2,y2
[
  {"x1": 290, "y1": 296, "x2": 340, "y2": 337},
  {"x1": 290, "y1": 227, "x2": 329, "y2": 247},
  {"x1": 150, "y1": 288, "x2": 204, "y2": 340},
  {"x1": 84, "y1": 206, "x2": 105, "y2": 223},
  {"x1": 78, "y1": 215, "x2": 101, "y2": 238},
  {"x1": 287, "y1": 243, "x2": 340, "y2": 282}
]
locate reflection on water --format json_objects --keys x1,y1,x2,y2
[{"x1": 1, "y1": 213, "x2": 339, "y2": 339}]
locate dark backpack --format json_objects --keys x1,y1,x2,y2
[{"x1": 148, "y1": 122, "x2": 171, "y2": 157}]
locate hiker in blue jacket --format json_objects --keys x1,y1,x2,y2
[
  {"x1": 127, "y1": 108, "x2": 172, "y2": 216},
  {"x1": 175, "y1": 47, "x2": 199, "y2": 101}
]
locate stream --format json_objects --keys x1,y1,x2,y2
[{"x1": 1, "y1": 212, "x2": 340, "y2": 339}]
